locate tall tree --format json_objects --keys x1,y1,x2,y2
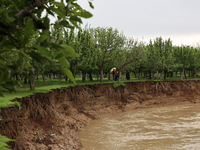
[
  {"x1": 93, "y1": 27, "x2": 125, "y2": 82},
  {"x1": 162, "y1": 38, "x2": 174, "y2": 79},
  {"x1": 154, "y1": 37, "x2": 164, "y2": 79},
  {"x1": 115, "y1": 39, "x2": 145, "y2": 83},
  {"x1": 153, "y1": 37, "x2": 174, "y2": 80},
  {"x1": 146, "y1": 40, "x2": 157, "y2": 79},
  {"x1": 173, "y1": 46, "x2": 190, "y2": 80},
  {"x1": 76, "y1": 28, "x2": 98, "y2": 82}
]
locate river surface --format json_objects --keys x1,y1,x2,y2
[{"x1": 79, "y1": 103, "x2": 200, "y2": 150}]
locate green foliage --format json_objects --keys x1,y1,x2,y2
[
  {"x1": 75, "y1": 27, "x2": 98, "y2": 74},
  {"x1": 0, "y1": 136, "x2": 14, "y2": 150},
  {"x1": 0, "y1": 0, "x2": 94, "y2": 92},
  {"x1": 113, "y1": 82, "x2": 125, "y2": 88},
  {"x1": 93, "y1": 27, "x2": 125, "y2": 82},
  {"x1": 0, "y1": 99, "x2": 20, "y2": 115},
  {"x1": 0, "y1": 78, "x2": 116, "y2": 105},
  {"x1": 144, "y1": 37, "x2": 175, "y2": 79},
  {"x1": 115, "y1": 38, "x2": 145, "y2": 82},
  {"x1": 0, "y1": 0, "x2": 93, "y2": 148},
  {"x1": 60, "y1": 67, "x2": 76, "y2": 83}
]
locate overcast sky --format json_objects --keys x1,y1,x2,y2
[{"x1": 77, "y1": 0, "x2": 200, "y2": 46}]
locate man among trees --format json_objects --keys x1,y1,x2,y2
[{"x1": 112, "y1": 68, "x2": 117, "y2": 81}]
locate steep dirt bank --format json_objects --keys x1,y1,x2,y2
[{"x1": 1, "y1": 81, "x2": 200, "y2": 150}]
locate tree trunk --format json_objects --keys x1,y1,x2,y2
[
  {"x1": 133, "y1": 71, "x2": 137, "y2": 78},
  {"x1": 108, "y1": 72, "x2": 111, "y2": 81},
  {"x1": 149, "y1": 70, "x2": 151, "y2": 79},
  {"x1": 100, "y1": 67, "x2": 104, "y2": 82},
  {"x1": 171, "y1": 72, "x2": 173, "y2": 77},
  {"x1": 192, "y1": 70, "x2": 194, "y2": 77},
  {"x1": 29, "y1": 72, "x2": 35, "y2": 91},
  {"x1": 49, "y1": 74, "x2": 52, "y2": 80},
  {"x1": 104, "y1": 73, "x2": 107, "y2": 78},
  {"x1": 24, "y1": 75, "x2": 27, "y2": 84},
  {"x1": 96, "y1": 73, "x2": 99, "y2": 80},
  {"x1": 181, "y1": 68, "x2": 184, "y2": 80},
  {"x1": 82, "y1": 71, "x2": 86, "y2": 82},
  {"x1": 121, "y1": 73, "x2": 123, "y2": 80},
  {"x1": 138, "y1": 71, "x2": 141, "y2": 80},
  {"x1": 164, "y1": 69, "x2": 167, "y2": 79},
  {"x1": 144, "y1": 72, "x2": 147, "y2": 78},
  {"x1": 156, "y1": 70, "x2": 159, "y2": 79},
  {"x1": 58, "y1": 72, "x2": 62, "y2": 82},
  {"x1": 160, "y1": 70, "x2": 164, "y2": 80},
  {"x1": 184, "y1": 70, "x2": 187, "y2": 79},
  {"x1": 64, "y1": 75, "x2": 68, "y2": 81},
  {"x1": 72, "y1": 70, "x2": 76, "y2": 79},
  {"x1": 118, "y1": 70, "x2": 122, "y2": 83},
  {"x1": 89, "y1": 72, "x2": 93, "y2": 81},
  {"x1": 42, "y1": 74, "x2": 45, "y2": 82},
  {"x1": 126, "y1": 72, "x2": 130, "y2": 80},
  {"x1": 80, "y1": 72, "x2": 82, "y2": 79},
  {"x1": 15, "y1": 74, "x2": 19, "y2": 81},
  {"x1": 20, "y1": 75, "x2": 23, "y2": 80},
  {"x1": 36, "y1": 74, "x2": 39, "y2": 80},
  {"x1": 168, "y1": 72, "x2": 173, "y2": 77}
]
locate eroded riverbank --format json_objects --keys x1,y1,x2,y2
[{"x1": 1, "y1": 81, "x2": 200, "y2": 149}]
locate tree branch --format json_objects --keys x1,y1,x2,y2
[{"x1": 15, "y1": 0, "x2": 46, "y2": 17}]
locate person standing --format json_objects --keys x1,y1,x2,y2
[{"x1": 112, "y1": 69, "x2": 117, "y2": 81}]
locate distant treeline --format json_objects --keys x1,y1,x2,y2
[{"x1": 7, "y1": 27, "x2": 200, "y2": 90}]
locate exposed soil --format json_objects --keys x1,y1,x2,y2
[{"x1": 1, "y1": 81, "x2": 200, "y2": 150}]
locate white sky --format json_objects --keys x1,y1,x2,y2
[{"x1": 77, "y1": 0, "x2": 200, "y2": 46}]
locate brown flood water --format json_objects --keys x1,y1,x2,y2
[{"x1": 79, "y1": 103, "x2": 200, "y2": 150}]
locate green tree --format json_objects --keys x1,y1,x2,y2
[
  {"x1": 76, "y1": 28, "x2": 98, "y2": 82},
  {"x1": 153, "y1": 37, "x2": 174, "y2": 80},
  {"x1": 154, "y1": 37, "x2": 165, "y2": 79},
  {"x1": 115, "y1": 39, "x2": 145, "y2": 83},
  {"x1": 0, "y1": 0, "x2": 93, "y2": 149},
  {"x1": 93, "y1": 27, "x2": 125, "y2": 82},
  {"x1": 186, "y1": 47, "x2": 200, "y2": 77},
  {"x1": 162, "y1": 38, "x2": 174, "y2": 79},
  {"x1": 173, "y1": 46, "x2": 190, "y2": 80},
  {"x1": 146, "y1": 40, "x2": 157, "y2": 78},
  {"x1": 1, "y1": 0, "x2": 93, "y2": 89}
]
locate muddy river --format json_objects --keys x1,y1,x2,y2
[{"x1": 79, "y1": 103, "x2": 200, "y2": 150}]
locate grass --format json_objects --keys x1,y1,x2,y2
[
  {"x1": 1, "y1": 74, "x2": 200, "y2": 103},
  {"x1": 0, "y1": 78, "x2": 115, "y2": 103},
  {"x1": 113, "y1": 82, "x2": 125, "y2": 88}
]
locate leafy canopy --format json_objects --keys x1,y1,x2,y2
[{"x1": 0, "y1": 0, "x2": 93, "y2": 149}]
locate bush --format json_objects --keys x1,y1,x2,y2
[{"x1": 113, "y1": 82, "x2": 125, "y2": 88}]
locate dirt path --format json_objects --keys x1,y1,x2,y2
[{"x1": 1, "y1": 81, "x2": 200, "y2": 150}]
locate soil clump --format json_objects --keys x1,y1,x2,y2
[{"x1": 1, "y1": 81, "x2": 200, "y2": 150}]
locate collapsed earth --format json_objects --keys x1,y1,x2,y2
[{"x1": 1, "y1": 81, "x2": 200, "y2": 150}]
